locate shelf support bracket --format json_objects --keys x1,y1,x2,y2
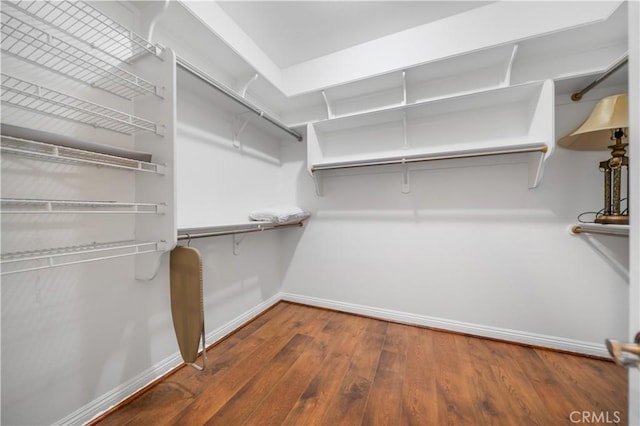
[
  {"x1": 233, "y1": 234, "x2": 246, "y2": 255},
  {"x1": 233, "y1": 113, "x2": 253, "y2": 149},
  {"x1": 239, "y1": 73, "x2": 259, "y2": 97},
  {"x1": 312, "y1": 171, "x2": 324, "y2": 197},
  {"x1": 501, "y1": 44, "x2": 519, "y2": 87},
  {"x1": 321, "y1": 90, "x2": 334, "y2": 119},
  {"x1": 528, "y1": 149, "x2": 546, "y2": 189},
  {"x1": 402, "y1": 70, "x2": 407, "y2": 105},
  {"x1": 402, "y1": 111, "x2": 409, "y2": 149},
  {"x1": 401, "y1": 160, "x2": 410, "y2": 194}
]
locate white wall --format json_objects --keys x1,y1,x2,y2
[{"x1": 279, "y1": 87, "x2": 629, "y2": 354}]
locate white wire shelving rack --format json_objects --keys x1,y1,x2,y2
[
  {"x1": 1, "y1": 74, "x2": 162, "y2": 135},
  {"x1": 1, "y1": 11, "x2": 160, "y2": 100},
  {"x1": 0, "y1": 0, "x2": 171, "y2": 275},
  {"x1": 0, "y1": 241, "x2": 163, "y2": 275},
  {"x1": 0, "y1": 135, "x2": 165, "y2": 173},
  {"x1": 2, "y1": 0, "x2": 162, "y2": 64},
  {"x1": 0, "y1": 198, "x2": 164, "y2": 214}
]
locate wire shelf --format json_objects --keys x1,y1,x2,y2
[
  {"x1": 0, "y1": 198, "x2": 163, "y2": 214},
  {"x1": 0, "y1": 240, "x2": 162, "y2": 275},
  {"x1": 3, "y1": 0, "x2": 161, "y2": 64},
  {"x1": 1, "y1": 12, "x2": 159, "y2": 100},
  {"x1": 0, "y1": 136, "x2": 165, "y2": 174},
  {"x1": 1, "y1": 74, "x2": 161, "y2": 135}
]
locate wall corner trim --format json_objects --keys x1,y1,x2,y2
[{"x1": 279, "y1": 292, "x2": 610, "y2": 359}]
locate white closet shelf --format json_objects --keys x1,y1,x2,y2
[
  {"x1": 307, "y1": 80, "x2": 554, "y2": 195},
  {"x1": 571, "y1": 223, "x2": 629, "y2": 237},
  {"x1": 0, "y1": 198, "x2": 164, "y2": 214},
  {"x1": 0, "y1": 240, "x2": 164, "y2": 275},
  {"x1": 3, "y1": 0, "x2": 162, "y2": 64},
  {"x1": 1, "y1": 74, "x2": 162, "y2": 135},
  {"x1": 1, "y1": 12, "x2": 159, "y2": 100},
  {"x1": 0, "y1": 136, "x2": 165, "y2": 174},
  {"x1": 311, "y1": 142, "x2": 548, "y2": 171},
  {"x1": 177, "y1": 221, "x2": 305, "y2": 240}
]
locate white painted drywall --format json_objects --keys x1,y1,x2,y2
[{"x1": 279, "y1": 85, "x2": 629, "y2": 350}]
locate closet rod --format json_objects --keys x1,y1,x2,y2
[
  {"x1": 176, "y1": 57, "x2": 303, "y2": 142},
  {"x1": 311, "y1": 144, "x2": 547, "y2": 172},
  {"x1": 571, "y1": 55, "x2": 628, "y2": 101},
  {"x1": 177, "y1": 222, "x2": 303, "y2": 241},
  {"x1": 571, "y1": 224, "x2": 629, "y2": 236}
]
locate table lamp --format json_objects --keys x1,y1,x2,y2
[{"x1": 559, "y1": 94, "x2": 629, "y2": 225}]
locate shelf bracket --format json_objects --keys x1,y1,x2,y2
[
  {"x1": 401, "y1": 160, "x2": 410, "y2": 194},
  {"x1": 233, "y1": 234, "x2": 246, "y2": 255},
  {"x1": 402, "y1": 111, "x2": 409, "y2": 149},
  {"x1": 312, "y1": 172, "x2": 324, "y2": 197},
  {"x1": 239, "y1": 73, "x2": 259, "y2": 98},
  {"x1": 528, "y1": 149, "x2": 546, "y2": 189},
  {"x1": 500, "y1": 44, "x2": 519, "y2": 88},
  {"x1": 321, "y1": 90, "x2": 334, "y2": 119},
  {"x1": 233, "y1": 113, "x2": 253, "y2": 149},
  {"x1": 402, "y1": 70, "x2": 407, "y2": 105}
]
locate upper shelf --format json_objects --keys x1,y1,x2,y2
[
  {"x1": 0, "y1": 135, "x2": 165, "y2": 173},
  {"x1": 307, "y1": 79, "x2": 554, "y2": 194},
  {"x1": 1, "y1": 73, "x2": 162, "y2": 135},
  {"x1": 2, "y1": 0, "x2": 162, "y2": 65},
  {"x1": 0, "y1": 10, "x2": 160, "y2": 100}
]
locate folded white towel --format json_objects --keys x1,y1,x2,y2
[{"x1": 249, "y1": 205, "x2": 311, "y2": 225}]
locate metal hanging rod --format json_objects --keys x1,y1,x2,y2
[
  {"x1": 571, "y1": 55, "x2": 628, "y2": 101},
  {"x1": 571, "y1": 223, "x2": 629, "y2": 236},
  {"x1": 177, "y1": 222, "x2": 303, "y2": 241},
  {"x1": 176, "y1": 57, "x2": 303, "y2": 142},
  {"x1": 311, "y1": 143, "x2": 548, "y2": 172}
]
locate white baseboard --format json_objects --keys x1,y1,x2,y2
[
  {"x1": 55, "y1": 294, "x2": 281, "y2": 426},
  {"x1": 58, "y1": 291, "x2": 609, "y2": 425},
  {"x1": 279, "y1": 292, "x2": 610, "y2": 358}
]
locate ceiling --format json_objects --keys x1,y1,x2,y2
[{"x1": 216, "y1": 1, "x2": 492, "y2": 68}]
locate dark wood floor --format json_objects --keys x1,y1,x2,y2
[{"x1": 94, "y1": 302, "x2": 628, "y2": 426}]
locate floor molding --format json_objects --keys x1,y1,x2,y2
[
  {"x1": 279, "y1": 292, "x2": 610, "y2": 358},
  {"x1": 58, "y1": 294, "x2": 281, "y2": 426}
]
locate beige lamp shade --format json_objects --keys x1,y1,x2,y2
[{"x1": 558, "y1": 94, "x2": 629, "y2": 150}]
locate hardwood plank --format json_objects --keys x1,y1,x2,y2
[
  {"x1": 94, "y1": 302, "x2": 629, "y2": 426},
  {"x1": 431, "y1": 331, "x2": 481, "y2": 425},
  {"x1": 320, "y1": 320, "x2": 388, "y2": 426},
  {"x1": 281, "y1": 312, "x2": 370, "y2": 426},
  {"x1": 400, "y1": 325, "x2": 439, "y2": 425},
  {"x1": 168, "y1": 304, "x2": 325, "y2": 425}
]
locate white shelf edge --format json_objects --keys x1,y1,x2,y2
[
  {"x1": 0, "y1": 136, "x2": 165, "y2": 174},
  {"x1": 0, "y1": 240, "x2": 164, "y2": 275},
  {"x1": 0, "y1": 199, "x2": 164, "y2": 214},
  {"x1": 312, "y1": 79, "x2": 547, "y2": 131},
  {"x1": 571, "y1": 223, "x2": 629, "y2": 237}
]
